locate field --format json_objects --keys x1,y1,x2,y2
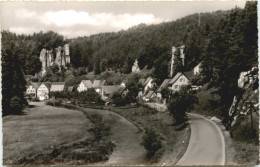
[{"x1": 3, "y1": 102, "x2": 115, "y2": 165}]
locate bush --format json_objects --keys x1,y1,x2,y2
[
  {"x1": 46, "y1": 101, "x2": 55, "y2": 106},
  {"x1": 31, "y1": 97, "x2": 40, "y2": 102},
  {"x1": 231, "y1": 114, "x2": 259, "y2": 144},
  {"x1": 46, "y1": 100, "x2": 62, "y2": 106},
  {"x1": 142, "y1": 129, "x2": 163, "y2": 160}
]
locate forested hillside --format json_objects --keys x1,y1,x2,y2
[{"x1": 1, "y1": 1, "x2": 257, "y2": 116}]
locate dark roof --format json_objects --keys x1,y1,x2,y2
[
  {"x1": 169, "y1": 73, "x2": 182, "y2": 85},
  {"x1": 30, "y1": 82, "x2": 41, "y2": 89},
  {"x1": 139, "y1": 79, "x2": 146, "y2": 85},
  {"x1": 143, "y1": 77, "x2": 152, "y2": 86},
  {"x1": 42, "y1": 82, "x2": 51, "y2": 89},
  {"x1": 145, "y1": 90, "x2": 155, "y2": 98},
  {"x1": 67, "y1": 86, "x2": 74, "y2": 92},
  {"x1": 102, "y1": 85, "x2": 125, "y2": 95},
  {"x1": 183, "y1": 71, "x2": 193, "y2": 80},
  {"x1": 157, "y1": 79, "x2": 171, "y2": 92}
]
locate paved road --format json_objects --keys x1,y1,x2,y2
[{"x1": 177, "y1": 113, "x2": 225, "y2": 166}]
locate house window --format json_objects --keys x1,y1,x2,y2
[
  {"x1": 180, "y1": 78, "x2": 185, "y2": 82},
  {"x1": 175, "y1": 85, "x2": 178, "y2": 89}
]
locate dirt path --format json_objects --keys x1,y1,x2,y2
[{"x1": 82, "y1": 108, "x2": 147, "y2": 166}]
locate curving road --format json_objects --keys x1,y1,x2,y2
[{"x1": 177, "y1": 113, "x2": 225, "y2": 166}]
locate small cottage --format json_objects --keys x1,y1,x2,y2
[
  {"x1": 37, "y1": 82, "x2": 51, "y2": 101},
  {"x1": 101, "y1": 85, "x2": 125, "y2": 101},
  {"x1": 77, "y1": 80, "x2": 92, "y2": 92},
  {"x1": 92, "y1": 80, "x2": 106, "y2": 93},
  {"x1": 156, "y1": 79, "x2": 171, "y2": 98},
  {"x1": 168, "y1": 72, "x2": 189, "y2": 92},
  {"x1": 26, "y1": 83, "x2": 41, "y2": 98}
]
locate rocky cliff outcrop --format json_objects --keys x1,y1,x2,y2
[
  {"x1": 40, "y1": 44, "x2": 70, "y2": 75},
  {"x1": 228, "y1": 67, "x2": 258, "y2": 142}
]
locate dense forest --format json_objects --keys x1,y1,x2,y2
[{"x1": 1, "y1": 1, "x2": 257, "y2": 116}]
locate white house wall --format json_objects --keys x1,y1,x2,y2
[
  {"x1": 77, "y1": 82, "x2": 87, "y2": 92},
  {"x1": 37, "y1": 84, "x2": 49, "y2": 100},
  {"x1": 170, "y1": 75, "x2": 189, "y2": 91}
]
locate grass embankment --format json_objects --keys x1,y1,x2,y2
[
  {"x1": 3, "y1": 103, "x2": 115, "y2": 165},
  {"x1": 105, "y1": 105, "x2": 191, "y2": 165}
]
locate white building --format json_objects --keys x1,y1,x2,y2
[
  {"x1": 77, "y1": 80, "x2": 93, "y2": 92},
  {"x1": 168, "y1": 72, "x2": 189, "y2": 92},
  {"x1": 26, "y1": 83, "x2": 41, "y2": 98},
  {"x1": 37, "y1": 83, "x2": 51, "y2": 101}
]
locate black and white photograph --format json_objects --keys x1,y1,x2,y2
[{"x1": 1, "y1": 0, "x2": 259, "y2": 166}]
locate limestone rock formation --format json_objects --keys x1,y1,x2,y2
[
  {"x1": 132, "y1": 59, "x2": 140, "y2": 72},
  {"x1": 39, "y1": 44, "x2": 70, "y2": 76}
]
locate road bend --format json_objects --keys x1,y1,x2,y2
[{"x1": 177, "y1": 113, "x2": 225, "y2": 166}]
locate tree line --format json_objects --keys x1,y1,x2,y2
[{"x1": 1, "y1": 2, "x2": 257, "y2": 116}]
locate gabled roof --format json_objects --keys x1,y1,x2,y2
[
  {"x1": 41, "y1": 82, "x2": 51, "y2": 89},
  {"x1": 169, "y1": 73, "x2": 182, "y2": 85},
  {"x1": 30, "y1": 82, "x2": 41, "y2": 89},
  {"x1": 102, "y1": 85, "x2": 125, "y2": 95},
  {"x1": 145, "y1": 90, "x2": 155, "y2": 98},
  {"x1": 67, "y1": 86, "x2": 74, "y2": 92},
  {"x1": 157, "y1": 79, "x2": 171, "y2": 92},
  {"x1": 169, "y1": 72, "x2": 190, "y2": 85},
  {"x1": 99, "y1": 80, "x2": 106, "y2": 86},
  {"x1": 183, "y1": 71, "x2": 193, "y2": 80},
  {"x1": 81, "y1": 80, "x2": 92, "y2": 88},
  {"x1": 92, "y1": 80, "x2": 102, "y2": 87},
  {"x1": 143, "y1": 77, "x2": 152, "y2": 86},
  {"x1": 50, "y1": 82, "x2": 65, "y2": 92},
  {"x1": 139, "y1": 79, "x2": 146, "y2": 85}
]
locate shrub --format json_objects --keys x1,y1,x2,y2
[
  {"x1": 231, "y1": 114, "x2": 259, "y2": 144},
  {"x1": 46, "y1": 101, "x2": 55, "y2": 106},
  {"x1": 142, "y1": 128, "x2": 163, "y2": 160},
  {"x1": 31, "y1": 97, "x2": 40, "y2": 102}
]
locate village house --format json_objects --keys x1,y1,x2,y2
[
  {"x1": 92, "y1": 80, "x2": 106, "y2": 94},
  {"x1": 37, "y1": 82, "x2": 51, "y2": 101},
  {"x1": 50, "y1": 82, "x2": 65, "y2": 92},
  {"x1": 101, "y1": 85, "x2": 125, "y2": 101},
  {"x1": 77, "y1": 80, "x2": 93, "y2": 92},
  {"x1": 156, "y1": 79, "x2": 171, "y2": 99},
  {"x1": 143, "y1": 90, "x2": 156, "y2": 101},
  {"x1": 26, "y1": 83, "x2": 41, "y2": 98},
  {"x1": 168, "y1": 72, "x2": 189, "y2": 92},
  {"x1": 143, "y1": 77, "x2": 155, "y2": 93},
  {"x1": 194, "y1": 63, "x2": 202, "y2": 75}
]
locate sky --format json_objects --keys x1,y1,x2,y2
[{"x1": 1, "y1": 1, "x2": 247, "y2": 38}]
